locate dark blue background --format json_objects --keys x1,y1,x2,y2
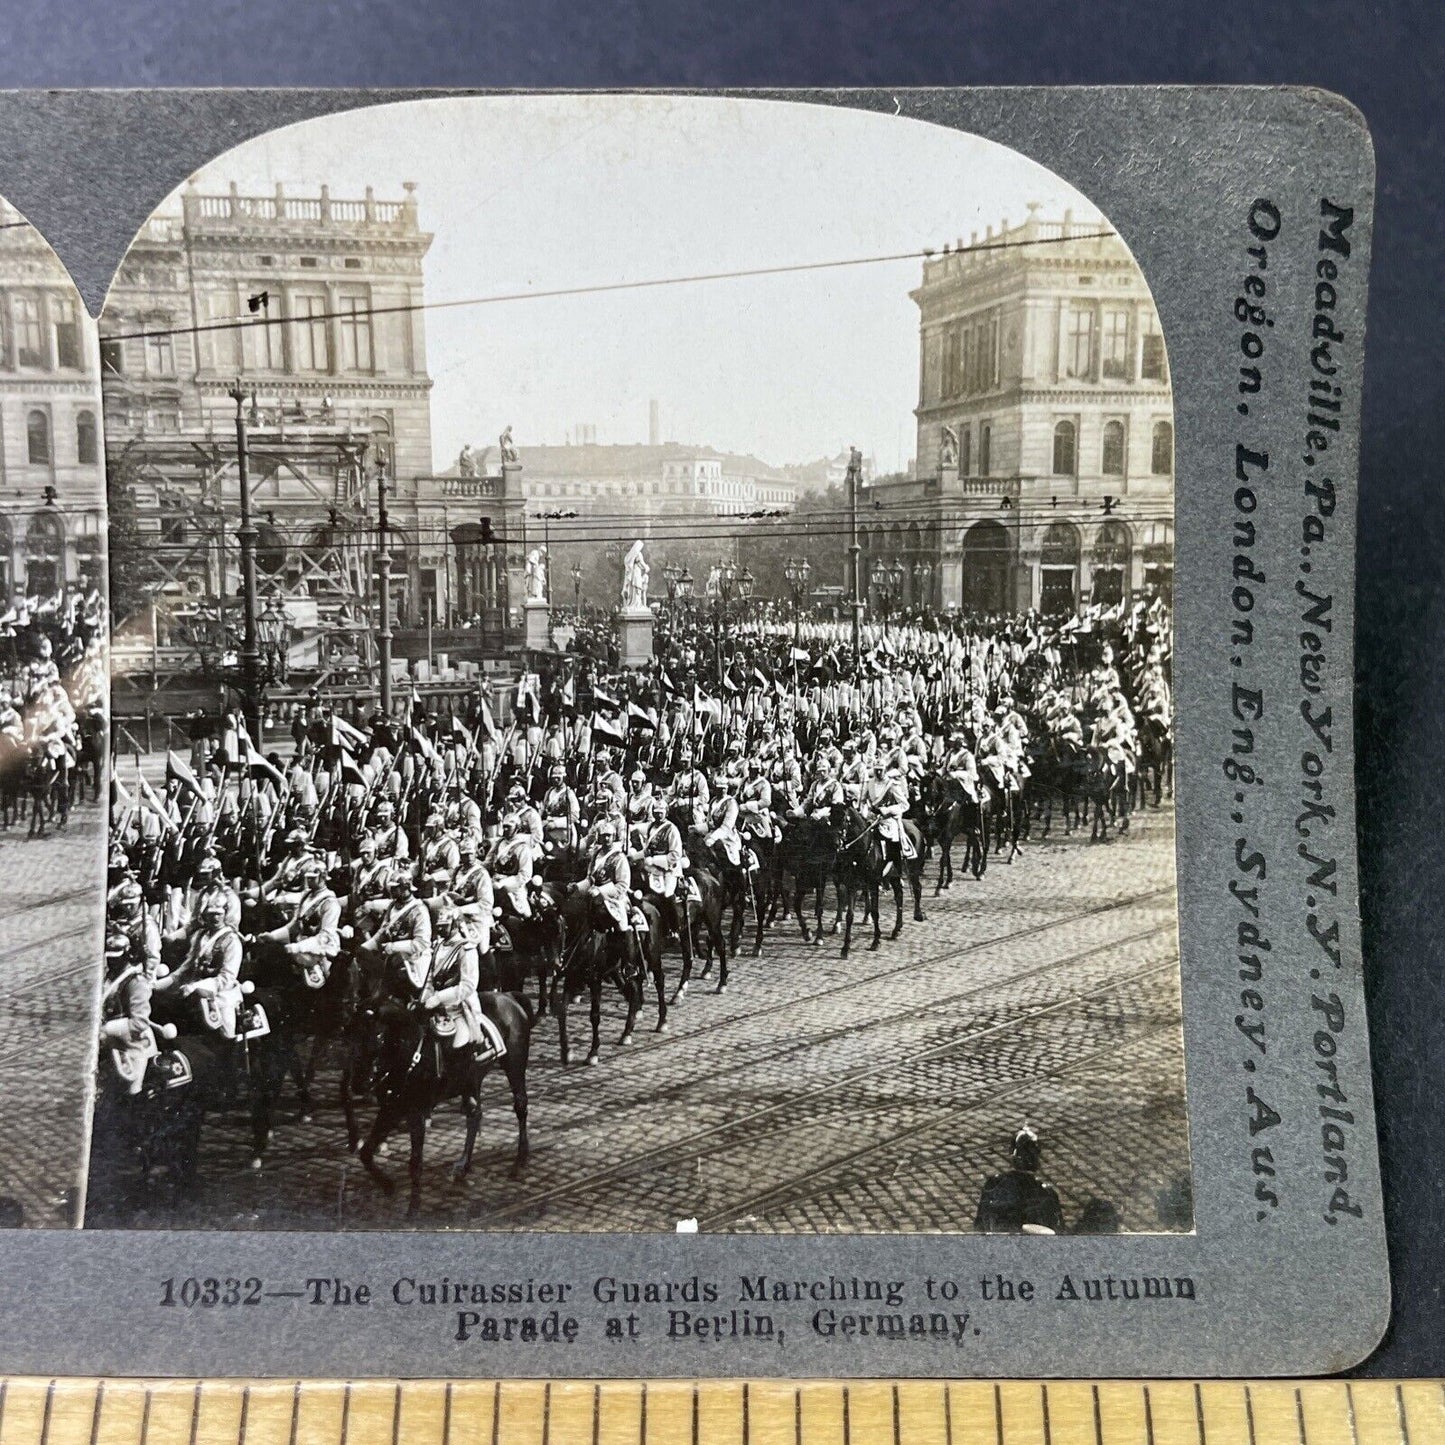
[{"x1": 0, "y1": 0, "x2": 1439, "y2": 1375}]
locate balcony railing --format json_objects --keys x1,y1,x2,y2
[{"x1": 184, "y1": 187, "x2": 416, "y2": 231}]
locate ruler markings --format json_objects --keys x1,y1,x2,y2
[{"x1": 3, "y1": 1382, "x2": 1445, "y2": 1445}]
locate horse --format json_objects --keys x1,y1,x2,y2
[
  {"x1": 1135, "y1": 715, "x2": 1173, "y2": 807},
  {"x1": 75, "y1": 708, "x2": 106, "y2": 805},
  {"x1": 767, "y1": 814, "x2": 836, "y2": 945},
  {"x1": 830, "y1": 803, "x2": 925, "y2": 956},
  {"x1": 918, "y1": 772, "x2": 988, "y2": 890},
  {"x1": 554, "y1": 888, "x2": 667, "y2": 1064},
  {"x1": 23, "y1": 746, "x2": 59, "y2": 837},
  {"x1": 672, "y1": 860, "x2": 731, "y2": 997},
  {"x1": 354, "y1": 990, "x2": 533, "y2": 1217},
  {"x1": 1079, "y1": 748, "x2": 1134, "y2": 841},
  {"x1": 0, "y1": 732, "x2": 25, "y2": 828},
  {"x1": 494, "y1": 881, "x2": 567, "y2": 1014}
]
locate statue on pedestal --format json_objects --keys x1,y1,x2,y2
[
  {"x1": 499, "y1": 426, "x2": 518, "y2": 465},
  {"x1": 525, "y1": 545, "x2": 548, "y2": 603},
  {"x1": 621, "y1": 540, "x2": 650, "y2": 611},
  {"x1": 458, "y1": 443, "x2": 477, "y2": 478}
]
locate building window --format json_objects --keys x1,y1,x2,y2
[
  {"x1": 1152, "y1": 420, "x2": 1174, "y2": 475},
  {"x1": 145, "y1": 328, "x2": 175, "y2": 378},
  {"x1": 52, "y1": 297, "x2": 82, "y2": 370},
  {"x1": 1101, "y1": 308, "x2": 1130, "y2": 380},
  {"x1": 299, "y1": 256, "x2": 319, "y2": 269},
  {"x1": 1052, "y1": 419, "x2": 1077, "y2": 476},
  {"x1": 145, "y1": 406, "x2": 180, "y2": 434},
  {"x1": 14, "y1": 295, "x2": 44, "y2": 368},
  {"x1": 76, "y1": 411, "x2": 98, "y2": 465},
  {"x1": 26, "y1": 410, "x2": 50, "y2": 464},
  {"x1": 960, "y1": 426, "x2": 971, "y2": 478},
  {"x1": 338, "y1": 293, "x2": 372, "y2": 372},
  {"x1": 100, "y1": 338, "x2": 124, "y2": 376},
  {"x1": 1065, "y1": 306, "x2": 1094, "y2": 379},
  {"x1": 979, "y1": 424, "x2": 992, "y2": 478},
  {"x1": 242, "y1": 289, "x2": 283, "y2": 371},
  {"x1": 1101, "y1": 419, "x2": 1125, "y2": 476},
  {"x1": 1141, "y1": 312, "x2": 1168, "y2": 381},
  {"x1": 292, "y1": 291, "x2": 330, "y2": 372}
]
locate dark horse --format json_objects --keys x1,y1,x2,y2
[
  {"x1": 767, "y1": 814, "x2": 836, "y2": 945},
  {"x1": 831, "y1": 804, "x2": 925, "y2": 956},
  {"x1": 554, "y1": 889, "x2": 667, "y2": 1064},
  {"x1": 919, "y1": 773, "x2": 988, "y2": 890},
  {"x1": 355, "y1": 990, "x2": 533, "y2": 1217}
]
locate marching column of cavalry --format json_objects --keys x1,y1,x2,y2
[
  {"x1": 96, "y1": 596, "x2": 1173, "y2": 1218},
  {"x1": 0, "y1": 592, "x2": 109, "y2": 838}
]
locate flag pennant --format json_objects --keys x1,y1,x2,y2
[
  {"x1": 592, "y1": 682, "x2": 622, "y2": 714},
  {"x1": 592, "y1": 711, "x2": 627, "y2": 745},
  {"x1": 165, "y1": 749, "x2": 203, "y2": 798},
  {"x1": 136, "y1": 774, "x2": 177, "y2": 831},
  {"x1": 330, "y1": 714, "x2": 369, "y2": 750},
  {"x1": 627, "y1": 702, "x2": 657, "y2": 733}
]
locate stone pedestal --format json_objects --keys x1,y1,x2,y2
[
  {"x1": 618, "y1": 606, "x2": 654, "y2": 667},
  {"x1": 524, "y1": 597, "x2": 552, "y2": 651}
]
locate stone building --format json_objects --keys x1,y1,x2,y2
[
  {"x1": 0, "y1": 198, "x2": 105, "y2": 602},
  {"x1": 100, "y1": 183, "x2": 530, "y2": 696},
  {"x1": 864, "y1": 209, "x2": 1175, "y2": 615}
]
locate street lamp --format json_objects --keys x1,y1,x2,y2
[
  {"x1": 712, "y1": 558, "x2": 740, "y2": 688},
  {"x1": 258, "y1": 594, "x2": 290, "y2": 687},
  {"x1": 571, "y1": 561, "x2": 583, "y2": 617},
  {"x1": 784, "y1": 555, "x2": 811, "y2": 646},
  {"x1": 872, "y1": 558, "x2": 904, "y2": 621},
  {"x1": 912, "y1": 558, "x2": 934, "y2": 615}
]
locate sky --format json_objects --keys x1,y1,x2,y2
[{"x1": 159, "y1": 95, "x2": 1102, "y2": 475}]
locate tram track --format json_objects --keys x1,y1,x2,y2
[
  {"x1": 522, "y1": 879, "x2": 1176, "y2": 1108},
  {"x1": 695, "y1": 970, "x2": 1179, "y2": 1230},
  {"x1": 523, "y1": 914, "x2": 1176, "y2": 1119},
  {"x1": 464, "y1": 943, "x2": 1179, "y2": 1227}
]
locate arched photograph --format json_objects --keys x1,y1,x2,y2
[
  {"x1": 88, "y1": 94, "x2": 1184, "y2": 1235},
  {"x1": 0, "y1": 196, "x2": 109, "y2": 1231}
]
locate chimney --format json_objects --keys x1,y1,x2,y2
[{"x1": 649, "y1": 399, "x2": 660, "y2": 447}]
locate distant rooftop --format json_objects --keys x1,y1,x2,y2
[
  {"x1": 439, "y1": 440, "x2": 793, "y2": 482},
  {"x1": 918, "y1": 207, "x2": 1127, "y2": 288},
  {"x1": 178, "y1": 181, "x2": 424, "y2": 233}
]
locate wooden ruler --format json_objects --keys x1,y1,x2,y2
[{"x1": 0, "y1": 1380, "x2": 1438, "y2": 1445}]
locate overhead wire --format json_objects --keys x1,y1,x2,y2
[{"x1": 101, "y1": 228, "x2": 1118, "y2": 345}]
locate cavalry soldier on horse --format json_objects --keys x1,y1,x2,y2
[
  {"x1": 420, "y1": 896, "x2": 492, "y2": 1056},
  {"x1": 369, "y1": 798, "x2": 409, "y2": 862},
  {"x1": 258, "y1": 853, "x2": 342, "y2": 989},
  {"x1": 157, "y1": 892, "x2": 245, "y2": 1038},
  {"x1": 418, "y1": 809, "x2": 460, "y2": 897},
  {"x1": 490, "y1": 811, "x2": 539, "y2": 920},
  {"x1": 671, "y1": 744, "x2": 711, "y2": 834},
  {"x1": 578, "y1": 815, "x2": 632, "y2": 934},
  {"x1": 860, "y1": 752, "x2": 913, "y2": 880},
  {"x1": 344, "y1": 831, "x2": 393, "y2": 929},
  {"x1": 541, "y1": 761, "x2": 580, "y2": 853},
  {"x1": 107, "y1": 876, "x2": 161, "y2": 973},
  {"x1": 632, "y1": 792, "x2": 692, "y2": 974},
  {"x1": 450, "y1": 832, "x2": 495, "y2": 953}
]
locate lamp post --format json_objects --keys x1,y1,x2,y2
[
  {"x1": 872, "y1": 557, "x2": 904, "y2": 623},
  {"x1": 912, "y1": 558, "x2": 934, "y2": 616},
  {"x1": 258, "y1": 594, "x2": 290, "y2": 688},
  {"x1": 374, "y1": 451, "x2": 393, "y2": 719},
  {"x1": 846, "y1": 446, "x2": 864, "y2": 666},
  {"x1": 713, "y1": 558, "x2": 738, "y2": 689},
  {"x1": 784, "y1": 554, "x2": 811, "y2": 649},
  {"x1": 571, "y1": 561, "x2": 583, "y2": 617},
  {"x1": 227, "y1": 382, "x2": 263, "y2": 743}
]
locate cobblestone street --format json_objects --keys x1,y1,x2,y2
[
  {"x1": 0, "y1": 801, "x2": 105, "y2": 1228},
  {"x1": 86, "y1": 803, "x2": 1190, "y2": 1235}
]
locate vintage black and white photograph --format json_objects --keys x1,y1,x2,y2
[
  {"x1": 87, "y1": 94, "x2": 1186, "y2": 1233},
  {"x1": 0, "y1": 198, "x2": 109, "y2": 1230}
]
